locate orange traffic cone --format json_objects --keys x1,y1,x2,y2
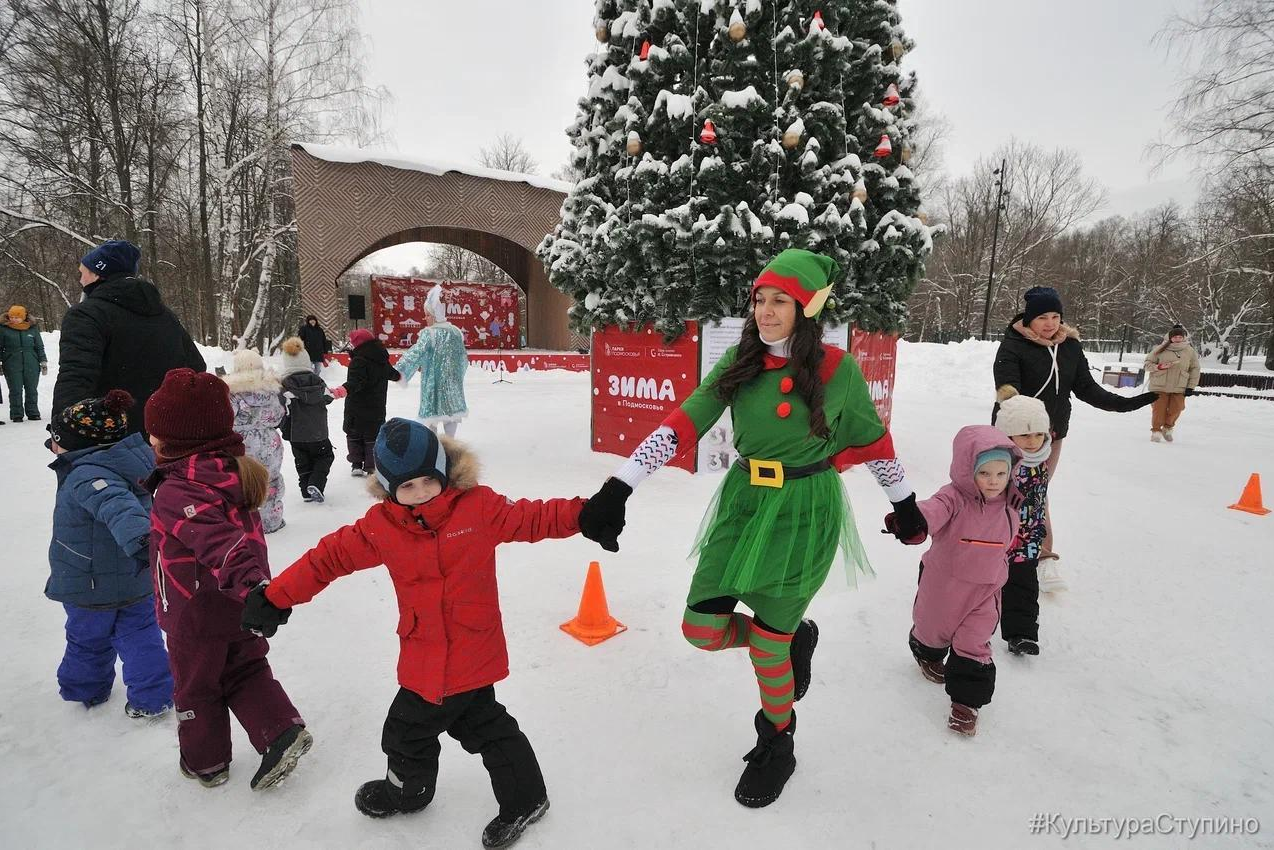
[
  {"x1": 560, "y1": 561, "x2": 627, "y2": 646},
  {"x1": 1228, "y1": 473, "x2": 1271, "y2": 516}
]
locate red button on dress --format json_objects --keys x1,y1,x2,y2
[
  {"x1": 779, "y1": 376, "x2": 794, "y2": 394},
  {"x1": 776, "y1": 402, "x2": 792, "y2": 418}
]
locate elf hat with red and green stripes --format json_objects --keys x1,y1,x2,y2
[{"x1": 750, "y1": 249, "x2": 841, "y2": 318}]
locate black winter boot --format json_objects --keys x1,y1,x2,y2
[
  {"x1": 354, "y1": 776, "x2": 434, "y2": 819},
  {"x1": 480, "y1": 797, "x2": 550, "y2": 848},
  {"x1": 733, "y1": 710, "x2": 797, "y2": 808},
  {"x1": 250, "y1": 724, "x2": 312, "y2": 790},
  {"x1": 790, "y1": 619, "x2": 819, "y2": 701}
]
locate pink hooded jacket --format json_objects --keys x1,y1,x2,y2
[{"x1": 916, "y1": 425, "x2": 1024, "y2": 586}]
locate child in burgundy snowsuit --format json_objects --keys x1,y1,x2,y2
[
  {"x1": 242, "y1": 418, "x2": 585, "y2": 849},
  {"x1": 144, "y1": 368, "x2": 311, "y2": 790},
  {"x1": 892, "y1": 425, "x2": 1022, "y2": 737},
  {"x1": 993, "y1": 395, "x2": 1052, "y2": 656}
]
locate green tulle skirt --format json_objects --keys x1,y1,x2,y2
[{"x1": 687, "y1": 465, "x2": 873, "y2": 616}]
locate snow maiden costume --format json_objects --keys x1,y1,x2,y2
[
  {"x1": 578, "y1": 250, "x2": 926, "y2": 809},
  {"x1": 396, "y1": 286, "x2": 469, "y2": 436}
]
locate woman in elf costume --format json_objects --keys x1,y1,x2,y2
[{"x1": 578, "y1": 249, "x2": 926, "y2": 809}]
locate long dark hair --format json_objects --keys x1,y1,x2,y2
[{"x1": 713, "y1": 312, "x2": 829, "y2": 438}]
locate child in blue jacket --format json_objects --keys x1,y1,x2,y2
[{"x1": 47, "y1": 389, "x2": 173, "y2": 717}]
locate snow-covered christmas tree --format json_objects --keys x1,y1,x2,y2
[{"x1": 539, "y1": 0, "x2": 935, "y2": 338}]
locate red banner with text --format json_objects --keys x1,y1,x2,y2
[
  {"x1": 850, "y1": 328, "x2": 898, "y2": 430},
  {"x1": 370, "y1": 276, "x2": 520, "y2": 350},
  {"x1": 590, "y1": 323, "x2": 701, "y2": 473}
]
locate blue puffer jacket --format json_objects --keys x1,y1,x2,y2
[{"x1": 46, "y1": 433, "x2": 156, "y2": 608}]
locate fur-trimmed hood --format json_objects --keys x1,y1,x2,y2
[
  {"x1": 366, "y1": 434, "x2": 480, "y2": 500},
  {"x1": 1009, "y1": 316, "x2": 1081, "y2": 348},
  {"x1": 223, "y1": 367, "x2": 281, "y2": 394}
]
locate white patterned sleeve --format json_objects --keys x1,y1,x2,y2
[
  {"x1": 613, "y1": 426, "x2": 680, "y2": 489},
  {"x1": 865, "y1": 458, "x2": 914, "y2": 503}
]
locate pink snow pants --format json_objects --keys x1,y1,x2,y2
[{"x1": 911, "y1": 565, "x2": 1001, "y2": 664}]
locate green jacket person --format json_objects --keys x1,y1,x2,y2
[{"x1": 578, "y1": 249, "x2": 926, "y2": 809}]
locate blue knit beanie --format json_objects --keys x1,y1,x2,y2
[
  {"x1": 975, "y1": 448, "x2": 1012, "y2": 472},
  {"x1": 1022, "y1": 286, "x2": 1063, "y2": 323},
  {"x1": 375, "y1": 418, "x2": 448, "y2": 502},
  {"x1": 80, "y1": 240, "x2": 141, "y2": 279}
]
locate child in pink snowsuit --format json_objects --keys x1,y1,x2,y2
[{"x1": 902, "y1": 425, "x2": 1021, "y2": 737}]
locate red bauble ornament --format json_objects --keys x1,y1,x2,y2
[
  {"x1": 874, "y1": 134, "x2": 893, "y2": 158},
  {"x1": 776, "y1": 402, "x2": 792, "y2": 419},
  {"x1": 700, "y1": 119, "x2": 718, "y2": 144},
  {"x1": 639, "y1": 40, "x2": 651, "y2": 60},
  {"x1": 883, "y1": 83, "x2": 900, "y2": 107},
  {"x1": 812, "y1": 11, "x2": 825, "y2": 31},
  {"x1": 779, "y1": 376, "x2": 794, "y2": 394}
]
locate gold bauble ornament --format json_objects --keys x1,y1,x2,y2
[
  {"x1": 595, "y1": 24, "x2": 609, "y2": 42},
  {"x1": 916, "y1": 210, "x2": 930, "y2": 225},
  {"x1": 890, "y1": 39, "x2": 905, "y2": 60},
  {"x1": 852, "y1": 182, "x2": 868, "y2": 203},
  {"x1": 785, "y1": 69, "x2": 805, "y2": 91},
  {"x1": 782, "y1": 129, "x2": 801, "y2": 149},
  {"x1": 900, "y1": 143, "x2": 913, "y2": 164},
  {"x1": 728, "y1": 21, "x2": 746, "y2": 42},
  {"x1": 626, "y1": 133, "x2": 642, "y2": 156}
]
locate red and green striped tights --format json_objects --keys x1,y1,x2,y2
[{"x1": 681, "y1": 608, "x2": 795, "y2": 730}]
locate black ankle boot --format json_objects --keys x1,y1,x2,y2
[
  {"x1": 734, "y1": 710, "x2": 796, "y2": 808},
  {"x1": 354, "y1": 776, "x2": 434, "y2": 819},
  {"x1": 790, "y1": 619, "x2": 818, "y2": 701},
  {"x1": 481, "y1": 797, "x2": 550, "y2": 848}
]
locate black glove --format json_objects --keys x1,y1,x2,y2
[
  {"x1": 1131, "y1": 392, "x2": 1159, "y2": 410},
  {"x1": 884, "y1": 510, "x2": 927, "y2": 545},
  {"x1": 579, "y1": 477, "x2": 632, "y2": 553},
  {"x1": 241, "y1": 581, "x2": 291, "y2": 637},
  {"x1": 1184, "y1": 387, "x2": 1197, "y2": 397},
  {"x1": 888, "y1": 493, "x2": 928, "y2": 543}
]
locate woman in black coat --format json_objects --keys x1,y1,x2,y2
[
  {"x1": 297, "y1": 315, "x2": 331, "y2": 373},
  {"x1": 340, "y1": 328, "x2": 400, "y2": 476},
  {"x1": 992, "y1": 287, "x2": 1156, "y2": 581}
]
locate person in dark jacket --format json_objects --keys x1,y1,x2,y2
[
  {"x1": 297, "y1": 315, "x2": 331, "y2": 373},
  {"x1": 46, "y1": 389, "x2": 173, "y2": 717},
  {"x1": 1, "y1": 305, "x2": 48, "y2": 421},
  {"x1": 992, "y1": 286, "x2": 1156, "y2": 572},
  {"x1": 51, "y1": 240, "x2": 205, "y2": 437},
  {"x1": 278, "y1": 336, "x2": 336, "y2": 501},
  {"x1": 341, "y1": 328, "x2": 400, "y2": 476}
]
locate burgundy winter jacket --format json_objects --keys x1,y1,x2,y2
[
  {"x1": 266, "y1": 471, "x2": 584, "y2": 704},
  {"x1": 147, "y1": 453, "x2": 271, "y2": 638}
]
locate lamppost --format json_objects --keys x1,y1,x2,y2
[{"x1": 980, "y1": 158, "x2": 1008, "y2": 341}]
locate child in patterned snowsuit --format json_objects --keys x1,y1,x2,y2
[
  {"x1": 145, "y1": 368, "x2": 310, "y2": 790},
  {"x1": 224, "y1": 349, "x2": 286, "y2": 532},
  {"x1": 993, "y1": 394, "x2": 1051, "y2": 656}
]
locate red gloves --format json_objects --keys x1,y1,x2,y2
[{"x1": 331, "y1": 386, "x2": 348, "y2": 399}]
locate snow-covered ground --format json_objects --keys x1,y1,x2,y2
[{"x1": 3, "y1": 337, "x2": 1272, "y2": 849}]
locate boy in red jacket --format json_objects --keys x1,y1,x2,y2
[{"x1": 242, "y1": 417, "x2": 585, "y2": 849}]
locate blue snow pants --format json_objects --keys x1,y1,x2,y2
[{"x1": 58, "y1": 599, "x2": 174, "y2": 713}]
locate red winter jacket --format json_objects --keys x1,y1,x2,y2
[
  {"x1": 147, "y1": 453, "x2": 272, "y2": 638},
  {"x1": 266, "y1": 444, "x2": 583, "y2": 704}
]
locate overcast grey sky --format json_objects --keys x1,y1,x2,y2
[{"x1": 353, "y1": 0, "x2": 1200, "y2": 266}]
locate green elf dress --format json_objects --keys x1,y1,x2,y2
[{"x1": 612, "y1": 250, "x2": 914, "y2": 632}]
